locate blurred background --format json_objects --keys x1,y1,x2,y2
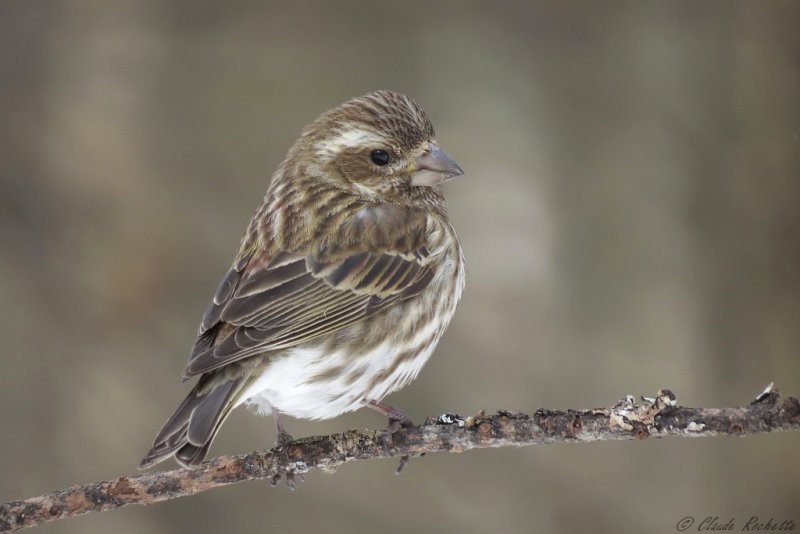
[{"x1": 1, "y1": 1, "x2": 798, "y2": 533}]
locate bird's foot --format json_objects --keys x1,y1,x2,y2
[
  {"x1": 364, "y1": 401, "x2": 415, "y2": 474},
  {"x1": 268, "y1": 430, "x2": 304, "y2": 490},
  {"x1": 276, "y1": 429, "x2": 294, "y2": 450},
  {"x1": 384, "y1": 415, "x2": 414, "y2": 474}
]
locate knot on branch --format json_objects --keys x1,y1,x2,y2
[{"x1": 2, "y1": 384, "x2": 799, "y2": 534}]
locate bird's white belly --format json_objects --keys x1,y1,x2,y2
[
  {"x1": 235, "y1": 235, "x2": 464, "y2": 422},
  {"x1": 234, "y1": 329, "x2": 440, "y2": 421}
]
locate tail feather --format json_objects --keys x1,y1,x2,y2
[
  {"x1": 186, "y1": 381, "x2": 238, "y2": 446},
  {"x1": 175, "y1": 440, "x2": 214, "y2": 467},
  {"x1": 140, "y1": 377, "x2": 244, "y2": 469}
]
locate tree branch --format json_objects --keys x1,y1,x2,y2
[{"x1": 2, "y1": 386, "x2": 799, "y2": 533}]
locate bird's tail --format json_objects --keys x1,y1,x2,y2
[{"x1": 139, "y1": 376, "x2": 246, "y2": 469}]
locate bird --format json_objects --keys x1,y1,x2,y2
[{"x1": 139, "y1": 90, "x2": 465, "y2": 472}]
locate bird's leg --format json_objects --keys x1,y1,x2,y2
[
  {"x1": 272, "y1": 407, "x2": 294, "y2": 449},
  {"x1": 269, "y1": 407, "x2": 302, "y2": 489},
  {"x1": 365, "y1": 400, "x2": 414, "y2": 432},
  {"x1": 364, "y1": 400, "x2": 414, "y2": 473}
]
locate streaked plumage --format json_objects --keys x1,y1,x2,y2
[{"x1": 140, "y1": 90, "x2": 465, "y2": 469}]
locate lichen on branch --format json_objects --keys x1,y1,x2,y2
[{"x1": 2, "y1": 385, "x2": 799, "y2": 534}]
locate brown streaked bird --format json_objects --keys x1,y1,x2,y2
[{"x1": 140, "y1": 90, "x2": 465, "y2": 472}]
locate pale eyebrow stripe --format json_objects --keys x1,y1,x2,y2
[{"x1": 314, "y1": 126, "x2": 386, "y2": 155}]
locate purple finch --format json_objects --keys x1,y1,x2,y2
[{"x1": 140, "y1": 90, "x2": 465, "y2": 470}]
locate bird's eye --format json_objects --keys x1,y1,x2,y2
[{"x1": 370, "y1": 149, "x2": 390, "y2": 166}]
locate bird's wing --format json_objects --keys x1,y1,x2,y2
[{"x1": 183, "y1": 205, "x2": 435, "y2": 378}]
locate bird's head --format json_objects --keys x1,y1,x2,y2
[{"x1": 293, "y1": 90, "x2": 463, "y2": 201}]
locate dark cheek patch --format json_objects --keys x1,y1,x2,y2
[{"x1": 338, "y1": 152, "x2": 385, "y2": 184}]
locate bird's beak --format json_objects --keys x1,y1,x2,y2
[{"x1": 410, "y1": 142, "x2": 464, "y2": 187}]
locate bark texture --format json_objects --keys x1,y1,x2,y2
[{"x1": 2, "y1": 387, "x2": 798, "y2": 533}]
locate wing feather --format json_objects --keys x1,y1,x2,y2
[{"x1": 183, "y1": 204, "x2": 436, "y2": 378}]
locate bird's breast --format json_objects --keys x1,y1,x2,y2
[{"x1": 238, "y1": 232, "x2": 464, "y2": 421}]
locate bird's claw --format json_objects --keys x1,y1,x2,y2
[
  {"x1": 268, "y1": 470, "x2": 304, "y2": 490},
  {"x1": 276, "y1": 430, "x2": 294, "y2": 450},
  {"x1": 379, "y1": 413, "x2": 414, "y2": 473},
  {"x1": 394, "y1": 455, "x2": 410, "y2": 474},
  {"x1": 269, "y1": 430, "x2": 303, "y2": 490}
]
